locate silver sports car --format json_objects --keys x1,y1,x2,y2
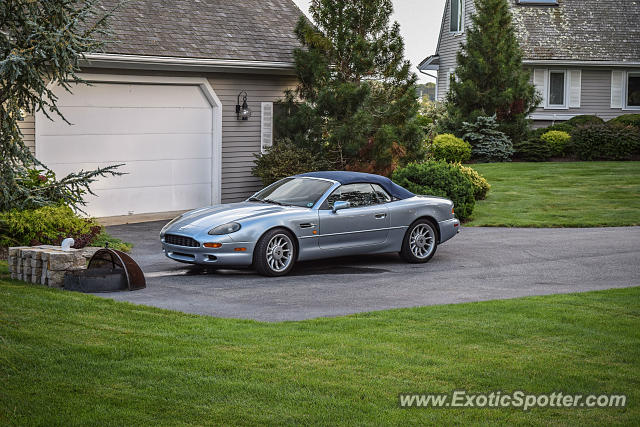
[{"x1": 160, "y1": 171, "x2": 460, "y2": 276}]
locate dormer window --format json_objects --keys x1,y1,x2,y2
[{"x1": 450, "y1": 0, "x2": 464, "y2": 33}]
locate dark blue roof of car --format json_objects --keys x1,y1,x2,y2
[{"x1": 295, "y1": 171, "x2": 415, "y2": 200}]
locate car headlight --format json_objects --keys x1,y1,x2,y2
[{"x1": 208, "y1": 222, "x2": 241, "y2": 235}]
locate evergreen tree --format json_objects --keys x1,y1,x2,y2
[
  {"x1": 0, "y1": 0, "x2": 121, "y2": 212},
  {"x1": 275, "y1": 0, "x2": 423, "y2": 175},
  {"x1": 445, "y1": 0, "x2": 539, "y2": 143}
]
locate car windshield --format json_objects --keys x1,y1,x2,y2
[{"x1": 248, "y1": 178, "x2": 333, "y2": 208}]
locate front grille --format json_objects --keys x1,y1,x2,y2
[{"x1": 165, "y1": 234, "x2": 199, "y2": 247}]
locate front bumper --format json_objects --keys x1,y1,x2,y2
[
  {"x1": 438, "y1": 218, "x2": 460, "y2": 243},
  {"x1": 161, "y1": 235, "x2": 255, "y2": 267}
]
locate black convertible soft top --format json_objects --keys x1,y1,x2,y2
[{"x1": 295, "y1": 171, "x2": 415, "y2": 200}]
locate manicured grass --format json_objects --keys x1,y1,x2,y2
[
  {"x1": 0, "y1": 262, "x2": 638, "y2": 425},
  {"x1": 466, "y1": 161, "x2": 640, "y2": 227}
]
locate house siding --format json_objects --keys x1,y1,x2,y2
[
  {"x1": 18, "y1": 114, "x2": 35, "y2": 154},
  {"x1": 435, "y1": 0, "x2": 475, "y2": 100},
  {"x1": 206, "y1": 73, "x2": 297, "y2": 203},
  {"x1": 530, "y1": 67, "x2": 640, "y2": 122},
  {"x1": 432, "y1": 0, "x2": 639, "y2": 123},
  {"x1": 31, "y1": 68, "x2": 296, "y2": 206}
]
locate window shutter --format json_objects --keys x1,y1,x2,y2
[
  {"x1": 568, "y1": 69, "x2": 581, "y2": 108},
  {"x1": 260, "y1": 102, "x2": 273, "y2": 154},
  {"x1": 611, "y1": 71, "x2": 624, "y2": 109},
  {"x1": 533, "y1": 68, "x2": 547, "y2": 107}
]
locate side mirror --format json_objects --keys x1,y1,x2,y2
[{"x1": 332, "y1": 201, "x2": 350, "y2": 213}]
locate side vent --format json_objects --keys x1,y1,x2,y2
[{"x1": 261, "y1": 102, "x2": 273, "y2": 154}]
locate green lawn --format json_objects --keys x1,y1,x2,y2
[
  {"x1": 466, "y1": 161, "x2": 640, "y2": 227},
  {"x1": 1, "y1": 262, "x2": 638, "y2": 425}
]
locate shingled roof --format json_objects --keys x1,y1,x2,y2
[
  {"x1": 510, "y1": 0, "x2": 640, "y2": 62},
  {"x1": 95, "y1": 0, "x2": 304, "y2": 63}
]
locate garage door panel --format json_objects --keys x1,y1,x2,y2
[
  {"x1": 47, "y1": 159, "x2": 212, "y2": 190},
  {"x1": 37, "y1": 81, "x2": 215, "y2": 217},
  {"x1": 81, "y1": 183, "x2": 213, "y2": 217},
  {"x1": 38, "y1": 133, "x2": 212, "y2": 163},
  {"x1": 41, "y1": 107, "x2": 212, "y2": 135},
  {"x1": 55, "y1": 83, "x2": 211, "y2": 108}
]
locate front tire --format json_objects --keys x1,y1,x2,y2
[
  {"x1": 254, "y1": 228, "x2": 296, "y2": 276},
  {"x1": 400, "y1": 219, "x2": 438, "y2": 263}
]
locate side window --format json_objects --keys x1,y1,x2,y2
[
  {"x1": 371, "y1": 184, "x2": 391, "y2": 203},
  {"x1": 548, "y1": 70, "x2": 566, "y2": 107},
  {"x1": 325, "y1": 183, "x2": 380, "y2": 209},
  {"x1": 450, "y1": 0, "x2": 463, "y2": 33}
]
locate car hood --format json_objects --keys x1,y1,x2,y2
[{"x1": 165, "y1": 202, "x2": 305, "y2": 233}]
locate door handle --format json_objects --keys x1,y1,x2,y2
[{"x1": 374, "y1": 213, "x2": 386, "y2": 219}]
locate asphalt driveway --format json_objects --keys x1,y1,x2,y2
[{"x1": 100, "y1": 221, "x2": 640, "y2": 321}]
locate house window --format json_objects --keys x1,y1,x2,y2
[
  {"x1": 627, "y1": 72, "x2": 640, "y2": 109},
  {"x1": 548, "y1": 70, "x2": 566, "y2": 108},
  {"x1": 450, "y1": 0, "x2": 463, "y2": 33}
]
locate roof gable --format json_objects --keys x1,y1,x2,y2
[{"x1": 95, "y1": 0, "x2": 303, "y2": 63}]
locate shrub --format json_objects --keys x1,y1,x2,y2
[
  {"x1": 91, "y1": 231, "x2": 133, "y2": 252},
  {"x1": 513, "y1": 138, "x2": 552, "y2": 162},
  {"x1": 565, "y1": 115, "x2": 604, "y2": 127},
  {"x1": 529, "y1": 123, "x2": 574, "y2": 139},
  {"x1": 0, "y1": 205, "x2": 101, "y2": 248},
  {"x1": 392, "y1": 161, "x2": 475, "y2": 220},
  {"x1": 540, "y1": 130, "x2": 571, "y2": 157},
  {"x1": 609, "y1": 114, "x2": 640, "y2": 129},
  {"x1": 461, "y1": 116, "x2": 513, "y2": 162},
  {"x1": 252, "y1": 139, "x2": 333, "y2": 185},
  {"x1": 428, "y1": 134, "x2": 472, "y2": 163},
  {"x1": 571, "y1": 123, "x2": 640, "y2": 160},
  {"x1": 453, "y1": 163, "x2": 490, "y2": 200}
]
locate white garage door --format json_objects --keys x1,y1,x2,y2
[{"x1": 36, "y1": 81, "x2": 214, "y2": 217}]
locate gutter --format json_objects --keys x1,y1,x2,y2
[
  {"x1": 81, "y1": 53, "x2": 297, "y2": 75},
  {"x1": 417, "y1": 54, "x2": 439, "y2": 80},
  {"x1": 523, "y1": 59, "x2": 640, "y2": 68},
  {"x1": 418, "y1": 68, "x2": 437, "y2": 80}
]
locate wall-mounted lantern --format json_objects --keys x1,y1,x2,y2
[{"x1": 235, "y1": 91, "x2": 251, "y2": 121}]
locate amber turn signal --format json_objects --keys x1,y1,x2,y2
[
  {"x1": 234, "y1": 247, "x2": 247, "y2": 252},
  {"x1": 452, "y1": 207, "x2": 455, "y2": 214},
  {"x1": 204, "y1": 242, "x2": 222, "y2": 248}
]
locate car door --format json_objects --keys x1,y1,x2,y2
[{"x1": 318, "y1": 183, "x2": 390, "y2": 250}]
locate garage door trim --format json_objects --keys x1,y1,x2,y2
[{"x1": 36, "y1": 73, "x2": 223, "y2": 206}]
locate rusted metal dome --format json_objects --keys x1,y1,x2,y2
[
  {"x1": 64, "y1": 248, "x2": 146, "y2": 292},
  {"x1": 88, "y1": 248, "x2": 146, "y2": 290}
]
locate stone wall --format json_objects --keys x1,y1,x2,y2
[{"x1": 7, "y1": 246, "x2": 100, "y2": 288}]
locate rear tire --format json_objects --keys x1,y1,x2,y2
[
  {"x1": 399, "y1": 219, "x2": 438, "y2": 263},
  {"x1": 254, "y1": 228, "x2": 296, "y2": 276}
]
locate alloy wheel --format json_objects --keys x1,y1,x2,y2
[
  {"x1": 266, "y1": 233, "x2": 293, "y2": 273},
  {"x1": 409, "y1": 223, "x2": 435, "y2": 259}
]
